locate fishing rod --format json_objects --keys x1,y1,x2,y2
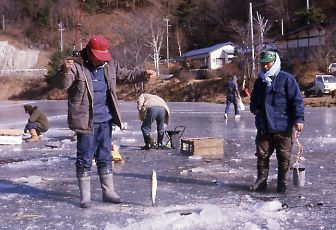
[{"x1": 72, "y1": 0, "x2": 85, "y2": 57}]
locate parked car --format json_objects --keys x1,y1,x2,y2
[
  {"x1": 304, "y1": 74, "x2": 336, "y2": 97},
  {"x1": 328, "y1": 63, "x2": 336, "y2": 74}
]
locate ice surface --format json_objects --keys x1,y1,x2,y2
[{"x1": 0, "y1": 101, "x2": 335, "y2": 229}]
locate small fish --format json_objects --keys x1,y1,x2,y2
[{"x1": 151, "y1": 170, "x2": 157, "y2": 206}]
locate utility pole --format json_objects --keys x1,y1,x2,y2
[
  {"x1": 58, "y1": 21, "x2": 64, "y2": 52},
  {"x1": 306, "y1": 0, "x2": 310, "y2": 11},
  {"x1": 249, "y1": 2, "x2": 256, "y2": 78},
  {"x1": 164, "y1": 17, "x2": 171, "y2": 68}
]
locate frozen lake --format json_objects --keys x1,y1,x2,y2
[{"x1": 0, "y1": 100, "x2": 335, "y2": 229}]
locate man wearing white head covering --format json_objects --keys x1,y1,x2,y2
[{"x1": 250, "y1": 50, "x2": 304, "y2": 193}]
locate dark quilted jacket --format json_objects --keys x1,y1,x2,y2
[
  {"x1": 250, "y1": 70, "x2": 304, "y2": 133},
  {"x1": 55, "y1": 48, "x2": 148, "y2": 134}
]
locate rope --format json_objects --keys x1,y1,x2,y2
[
  {"x1": 294, "y1": 133, "x2": 304, "y2": 178},
  {"x1": 294, "y1": 136, "x2": 303, "y2": 164}
]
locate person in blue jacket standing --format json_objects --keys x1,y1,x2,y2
[{"x1": 249, "y1": 50, "x2": 304, "y2": 193}]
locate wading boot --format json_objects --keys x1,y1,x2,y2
[
  {"x1": 277, "y1": 160, "x2": 290, "y2": 193},
  {"x1": 77, "y1": 170, "x2": 91, "y2": 208},
  {"x1": 157, "y1": 133, "x2": 164, "y2": 149},
  {"x1": 141, "y1": 134, "x2": 151, "y2": 150},
  {"x1": 27, "y1": 129, "x2": 39, "y2": 142},
  {"x1": 98, "y1": 168, "x2": 121, "y2": 204},
  {"x1": 250, "y1": 160, "x2": 269, "y2": 191}
]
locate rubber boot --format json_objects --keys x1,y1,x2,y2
[
  {"x1": 27, "y1": 129, "x2": 39, "y2": 142},
  {"x1": 277, "y1": 160, "x2": 290, "y2": 193},
  {"x1": 141, "y1": 134, "x2": 151, "y2": 150},
  {"x1": 250, "y1": 159, "x2": 269, "y2": 191},
  {"x1": 157, "y1": 133, "x2": 164, "y2": 149},
  {"x1": 77, "y1": 171, "x2": 91, "y2": 208},
  {"x1": 98, "y1": 169, "x2": 121, "y2": 204}
]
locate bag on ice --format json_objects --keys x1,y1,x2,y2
[{"x1": 238, "y1": 98, "x2": 245, "y2": 111}]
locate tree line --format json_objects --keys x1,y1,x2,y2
[{"x1": 1, "y1": 0, "x2": 335, "y2": 82}]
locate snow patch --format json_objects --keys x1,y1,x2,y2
[
  {"x1": 105, "y1": 199, "x2": 288, "y2": 230},
  {"x1": 12, "y1": 176, "x2": 44, "y2": 184}
]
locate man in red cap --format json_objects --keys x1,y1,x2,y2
[{"x1": 55, "y1": 34, "x2": 156, "y2": 208}]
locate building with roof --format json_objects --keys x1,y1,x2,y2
[
  {"x1": 178, "y1": 42, "x2": 237, "y2": 70},
  {"x1": 276, "y1": 20, "x2": 336, "y2": 63}
]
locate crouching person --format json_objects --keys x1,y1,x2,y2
[
  {"x1": 137, "y1": 93, "x2": 170, "y2": 150},
  {"x1": 23, "y1": 104, "x2": 49, "y2": 142},
  {"x1": 54, "y1": 35, "x2": 156, "y2": 208}
]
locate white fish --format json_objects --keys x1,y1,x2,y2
[{"x1": 151, "y1": 170, "x2": 157, "y2": 206}]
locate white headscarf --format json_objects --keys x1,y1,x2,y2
[
  {"x1": 259, "y1": 52, "x2": 281, "y2": 87},
  {"x1": 232, "y1": 75, "x2": 237, "y2": 83}
]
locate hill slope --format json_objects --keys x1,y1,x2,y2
[{"x1": 1, "y1": 76, "x2": 335, "y2": 107}]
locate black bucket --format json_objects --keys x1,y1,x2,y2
[
  {"x1": 165, "y1": 126, "x2": 185, "y2": 149},
  {"x1": 169, "y1": 131, "x2": 181, "y2": 149}
]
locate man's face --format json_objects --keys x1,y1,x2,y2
[
  {"x1": 261, "y1": 61, "x2": 274, "y2": 72},
  {"x1": 87, "y1": 48, "x2": 104, "y2": 66}
]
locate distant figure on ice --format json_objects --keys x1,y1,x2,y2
[
  {"x1": 23, "y1": 104, "x2": 49, "y2": 142},
  {"x1": 55, "y1": 34, "x2": 156, "y2": 208},
  {"x1": 224, "y1": 75, "x2": 241, "y2": 119},
  {"x1": 249, "y1": 50, "x2": 304, "y2": 193},
  {"x1": 137, "y1": 93, "x2": 170, "y2": 150}
]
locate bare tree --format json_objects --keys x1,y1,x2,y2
[
  {"x1": 112, "y1": 11, "x2": 150, "y2": 68},
  {"x1": 145, "y1": 14, "x2": 164, "y2": 75},
  {"x1": 229, "y1": 20, "x2": 252, "y2": 81},
  {"x1": 316, "y1": 25, "x2": 336, "y2": 71},
  {"x1": 254, "y1": 12, "x2": 271, "y2": 49},
  {"x1": 229, "y1": 20, "x2": 249, "y2": 44},
  {"x1": 175, "y1": 26, "x2": 183, "y2": 56},
  {"x1": 265, "y1": 0, "x2": 290, "y2": 25}
]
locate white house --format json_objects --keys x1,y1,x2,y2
[{"x1": 179, "y1": 42, "x2": 236, "y2": 69}]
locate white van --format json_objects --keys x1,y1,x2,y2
[
  {"x1": 304, "y1": 74, "x2": 336, "y2": 97},
  {"x1": 328, "y1": 63, "x2": 336, "y2": 74}
]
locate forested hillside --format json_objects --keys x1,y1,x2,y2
[
  {"x1": 0, "y1": 0, "x2": 336, "y2": 105},
  {"x1": 1, "y1": 0, "x2": 335, "y2": 66}
]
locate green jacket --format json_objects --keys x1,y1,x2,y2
[
  {"x1": 29, "y1": 107, "x2": 49, "y2": 131},
  {"x1": 55, "y1": 48, "x2": 148, "y2": 134}
]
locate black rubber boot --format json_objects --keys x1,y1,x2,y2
[
  {"x1": 157, "y1": 133, "x2": 164, "y2": 149},
  {"x1": 141, "y1": 134, "x2": 151, "y2": 150},
  {"x1": 250, "y1": 159, "x2": 269, "y2": 191},
  {"x1": 277, "y1": 160, "x2": 290, "y2": 193},
  {"x1": 98, "y1": 168, "x2": 121, "y2": 204},
  {"x1": 77, "y1": 170, "x2": 91, "y2": 208}
]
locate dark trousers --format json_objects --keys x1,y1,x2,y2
[
  {"x1": 24, "y1": 122, "x2": 46, "y2": 135},
  {"x1": 225, "y1": 95, "x2": 239, "y2": 115},
  {"x1": 255, "y1": 131, "x2": 293, "y2": 166},
  {"x1": 141, "y1": 106, "x2": 166, "y2": 137},
  {"x1": 76, "y1": 121, "x2": 113, "y2": 172}
]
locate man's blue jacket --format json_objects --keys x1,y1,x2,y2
[{"x1": 250, "y1": 70, "x2": 304, "y2": 133}]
